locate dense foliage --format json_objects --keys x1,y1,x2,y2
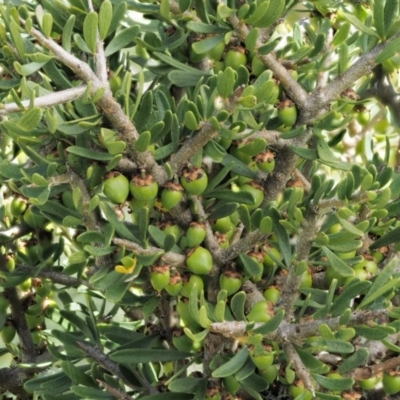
[{"x1": 1, "y1": 0, "x2": 400, "y2": 399}]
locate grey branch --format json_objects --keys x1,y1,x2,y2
[
  {"x1": 0, "y1": 86, "x2": 87, "y2": 116},
  {"x1": 210, "y1": 309, "x2": 389, "y2": 342}
]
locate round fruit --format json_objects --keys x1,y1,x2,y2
[
  {"x1": 300, "y1": 269, "x2": 313, "y2": 289},
  {"x1": 354, "y1": 256, "x2": 378, "y2": 275},
  {"x1": 180, "y1": 274, "x2": 204, "y2": 297},
  {"x1": 258, "y1": 365, "x2": 278, "y2": 384},
  {"x1": 5, "y1": 255, "x2": 15, "y2": 272},
  {"x1": 161, "y1": 182, "x2": 184, "y2": 210},
  {"x1": 18, "y1": 278, "x2": 32, "y2": 292},
  {"x1": 230, "y1": 141, "x2": 253, "y2": 165},
  {"x1": 23, "y1": 207, "x2": 47, "y2": 229},
  {"x1": 186, "y1": 246, "x2": 213, "y2": 275},
  {"x1": 180, "y1": 167, "x2": 208, "y2": 195},
  {"x1": 211, "y1": 216, "x2": 233, "y2": 233},
  {"x1": 289, "y1": 380, "x2": 313, "y2": 400},
  {"x1": 219, "y1": 270, "x2": 242, "y2": 296},
  {"x1": 262, "y1": 245, "x2": 282, "y2": 270},
  {"x1": 240, "y1": 182, "x2": 264, "y2": 211},
  {"x1": 214, "y1": 232, "x2": 230, "y2": 249},
  {"x1": 250, "y1": 345, "x2": 274, "y2": 370},
  {"x1": 359, "y1": 375, "x2": 382, "y2": 390},
  {"x1": 263, "y1": 286, "x2": 281, "y2": 304},
  {"x1": 158, "y1": 220, "x2": 182, "y2": 241},
  {"x1": 185, "y1": 222, "x2": 207, "y2": 248},
  {"x1": 247, "y1": 300, "x2": 273, "y2": 323},
  {"x1": 150, "y1": 265, "x2": 170, "y2": 292},
  {"x1": 130, "y1": 173, "x2": 158, "y2": 201},
  {"x1": 356, "y1": 107, "x2": 370, "y2": 126},
  {"x1": 277, "y1": 99, "x2": 297, "y2": 127},
  {"x1": 325, "y1": 265, "x2": 346, "y2": 286},
  {"x1": 10, "y1": 196, "x2": 27, "y2": 217},
  {"x1": 0, "y1": 295, "x2": 9, "y2": 312},
  {"x1": 103, "y1": 172, "x2": 129, "y2": 204},
  {"x1": 0, "y1": 322, "x2": 16, "y2": 344},
  {"x1": 224, "y1": 48, "x2": 247, "y2": 70},
  {"x1": 165, "y1": 273, "x2": 183, "y2": 296},
  {"x1": 251, "y1": 55, "x2": 266, "y2": 77},
  {"x1": 254, "y1": 150, "x2": 275, "y2": 173},
  {"x1": 383, "y1": 372, "x2": 400, "y2": 395}
]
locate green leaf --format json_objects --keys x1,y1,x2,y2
[
  {"x1": 169, "y1": 377, "x2": 206, "y2": 393},
  {"x1": 295, "y1": 346, "x2": 330, "y2": 373},
  {"x1": 60, "y1": 361, "x2": 95, "y2": 387},
  {"x1": 109, "y1": 349, "x2": 191, "y2": 364},
  {"x1": 212, "y1": 347, "x2": 249, "y2": 378},
  {"x1": 71, "y1": 386, "x2": 113, "y2": 399},
  {"x1": 105, "y1": 25, "x2": 140, "y2": 56},
  {"x1": 340, "y1": 10, "x2": 380, "y2": 38},
  {"x1": 140, "y1": 394, "x2": 193, "y2": 400},
  {"x1": 370, "y1": 226, "x2": 400, "y2": 249},
  {"x1": 256, "y1": 0, "x2": 285, "y2": 28},
  {"x1": 312, "y1": 374, "x2": 354, "y2": 391},
  {"x1": 258, "y1": 37, "x2": 281, "y2": 56},
  {"x1": 375, "y1": 37, "x2": 400, "y2": 63},
  {"x1": 168, "y1": 70, "x2": 209, "y2": 87},
  {"x1": 356, "y1": 324, "x2": 396, "y2": 340},
  {"x1": 83, "y1": 11, "x2": 98, "y2": 54},
  {"x1": 253, "y1": 309, "x2": 285, "y2": 334},
  {"x1": 98, "y1": 0, "x2": 112, "y2": 40},
  {"x1": 204, "y1": 189, "x2": 255, "y2": 205},
  {"x1": 331, "y1": 281, "x2": 371, "y2": 317},
  {"x1": 384, "y1": 0, "x2": 399, "y2": 38},
  {"x1": 67, "y1": 146, "x2": 113, "y2": 161},
  {"x1": 230, "y1": 291, "x2": 247, "y2": 321},
  {"x1": 322, "y1": 246, "x2": 354, "y2": 278},
  {"x1": 269, "y1": 208, "x2": 291, "y2": 267},
  {"x1": 239, "y1": 253, "x2": 263, "y2": 278},
  {"x1": 337, "y1": 348, "x2": 369, "y2": 374},
  {"x1": 324, "y1": 339, "x2": 354, "y2": 354},
  {"x1": 186, "y1": 21, "x2": 229, "y2": 34},
  {"x1": 14, "y1": 61, "x2": 48, "y2": 76},
  {"x1": 192, "y1": 35, "x2": 225, "y2": 55},
  {"x1": 18, "y1": 108, "x2": 42, "y2": 131},
  {"x1": 373, "y1": 0, "x2": 385, "y2": 39}
]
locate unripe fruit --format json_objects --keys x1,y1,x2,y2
[
  {"x1": 1, "y1": 322, "x2": 16, "y2": 344},
  {"x1": 180, "y1": 167, "x2": 208, "y2": 195},
  {"x1": 258, "y1": 364, "x2": 278, "y2": 384},
  {"x1": 359, "y1": 375, "x2": 382, "y2": 390},
  {"x1": 214, "y1": 232, "x2": 230, "y2": 249},
  {"x1": 277, "y1": 99, "x2": 297, "y2": 127},
  {"x1": 186, "y1": 222, "x2": 207, "y2": 248},
  {"x1": 250, "y1": 344, "x2": 274, "y2": 370},
  {"x1": 130, "y1": 173, "x2": 158, "y2": 201},
  {"x1": 10, "y1": 196, "x2": 28, "y2": 218},
  {"x1": 5, "y1": 255, "x2": 15, "y2": 272},
  {"x1": 254, "y1": 150, "x2": 275, "y2": 173},
  {"x1": 61, "y1": 189, "x2": 75, "y2": 210},
  {"x1": 356, "y1": 106, "x2": 370, "y2": 126},
  {"x1": 23, "y1": 207, "x2": 47, "y2": 229},
  {"x1": 180, "y1": 274, "x2": 204, "y2": 298},
  {"x1": 150, "y1": 265, "x2": 170, "y2": 292},
  {"x1": 224, "y1": 48, "x2": 247, "y2": 70},
  {"x1": 263, "y1": 286, "x2": 281, "y2": 304},
  {"x1": 246, "y1": 300, "x2": 273, "y2": 323},
  {"x1": 186, "y1": 246, "x2": 213, "y2": 275},
  {"x1": 300, "y1": 269, "x2": 313, "y2": 289},
  {"x1": 43, "y1": 299, "x2": 59, "y2": 318},
  {"x1": 158, "y1": 220, "x2": 182, "y2": 241},
  {"x1": 230, "y1": 141, "x2": 253, "y2": 165},
  {"x1": 103, "y1": 172, "x2": 129, "y2": 204},
  {"x1": 240, "y1": 182, "x2": 264, "y2": 211},
  {"x1": 219, "y1": 270, "x2": 242, "y2": 296},
  {"x1": 289, "y1": 380, "x2": 313, "y2": 400},
  {"x1": 383, "y1": 372, "x2": 400, "y2": 395},
  {"x1": 325, "y1": 265, "x2": 346, "y2": 286},
  {"x1": 26, "y1": 314, "x2": 44, "y2": 330},
  {"x1": 251, "y1": 55, "x2": 266, "y2": 77},
  {"x1": 18, "y1": 278, "x2": 32, "y2": 292},
  {"x1": 211, "y1": 216, "x2": 233, "y2": 233},
  {"x1": 0, "y1": 295, "x2": 9, "y2": 312},
  {"x1": 165, "y1": 273, "x2": 183, "y2": 296},
  {"x1": 161, "y1": 182, "x2": 184, "y2": 210}
]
